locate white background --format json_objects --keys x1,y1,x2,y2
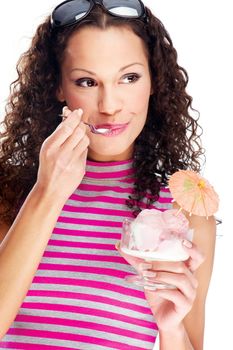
[{"x1": 0, "y1": 1, "x2": 232, "y2": 349}]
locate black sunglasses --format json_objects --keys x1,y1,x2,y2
[{"x1": 51, "y1": 0, "x2": 148, "y2": 28}]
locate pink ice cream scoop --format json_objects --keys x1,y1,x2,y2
[{"x1": 129, "y1": 208, "x2": 193, "y2": 260}]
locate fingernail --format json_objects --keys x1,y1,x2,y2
[
  {"x1": 139, "y1": 263, "x2": 152, "y2": 271},
  {"x1": 62, "y1": 106, "x2": 69, "y2": 113},
  {"x1": 77, "y1": 108, "x2": 83, "y2": 116},
  {"x1": 182, "y1": 239, "x2": 192, "y2": 248},
  {"x1": 115, "y1": 241, "x2": 120, "y2": 250},
  {"x1": 142, "y1": 271, "x2": 157, "y2": 278}
]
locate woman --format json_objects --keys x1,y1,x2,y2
[{"x1": 0, "y1": 0, "x2": 216, "y2": 349}]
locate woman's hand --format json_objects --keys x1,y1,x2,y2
[
  {"x1": 117, "y1": 240, "x2": 205, "y2": 331},
  {"x1": 36, "y1": 106, "x2": 90, "y2": 202}
]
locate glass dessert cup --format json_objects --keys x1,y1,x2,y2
[{"x1": 120, "y1": 211, "x2": 192, "y2": 291}]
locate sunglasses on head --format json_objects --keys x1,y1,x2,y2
[{"x1": 51, "y1": 0, "x2": 148, "y2": 29}]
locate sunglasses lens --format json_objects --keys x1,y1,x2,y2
[
  {"x1": 52, "y1": 0, "x2": 91, "y2": 27},
  {"x1": 103, "y1": 0, "x2": 143, "y2": 17}
]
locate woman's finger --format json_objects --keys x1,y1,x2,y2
[
  {"x1": 143, "y1": 270, "x2": 198, "y2": 299},
  {"x1": 151, "y1": 288, "x2": 192, "y2": 313},
  {"x1": 45, "y1": 108, "x2": 84, "y2": 148},
  {"x1": 182, "y1": 239, "x2": 205, "y2": 272}
]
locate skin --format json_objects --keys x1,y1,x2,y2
[
  {"x1": 57, "y1": 26, "x2": 152, "y2": 162},
  {"x1": 0, "y1": 26, "x2": 216, "y2": 350}
]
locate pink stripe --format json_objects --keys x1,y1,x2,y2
[
  {"x1": 48, "y1": 240, "x2": 115, "y2": 250},
  {"x1": 21, "y1": 303, "x2": 155, "y2": 330},
  {"x1": 157, "y1": 197, "x2": 172, "y2": 204},
  {"x1": 16, "y1": 315, "x2": 156, "y2": 342},
  {"x1": 27, "y1": 290, "x2": 152, "y2": 315},
  {"x1": 85, "y1": 168, "x2": 134, "y2": 179},
  {"x1": 43, "y1": 251, "x2": 125, "y2": 263},
  {"x1": 78, "y1": 183, "x2": 133, "y2": 193},
  {"x1": 62, "y1": 205, "x2": 132, "y2": 217},
  {"x1": 0, "y1": 342, "x2": 78, "y2": 350},
  {"x1": 33, "y1": 276, "x2": 145, "y2": 299},
  {"x1": 7, "y1": 328, "x2": 149, "y2": 350},
  {"x1": 70, "y1": 193, "x2": 129, "y2": 205},
  {"x1": 69, "y1": 193, "x2": 167, "y2": 209},
  {"x1": 86, "y1": 159, "x2": 133, "y2": 167},
  {"x1": 52, "y1": 227, "x2": 121, "y2": 239},
  {"x1": 160, "y1": 187, "x2": 171, "y2": 193},
  {"x1": 39, "y1": 263, "x2": 128, "y2": 279},
  {"x1": 57, "y1": 216, "x2": 122, "y2": 227}
]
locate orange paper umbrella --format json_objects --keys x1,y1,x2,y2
[{"x1": 168, "y1": 170, "x2": 219, "y2": 217}]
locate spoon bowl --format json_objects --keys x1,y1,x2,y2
[{"x1": 59, "y1": 114, "x2": 110, "y2": 135}]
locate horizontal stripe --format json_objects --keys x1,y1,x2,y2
[
  {"x1": 6, "y1": 328, "x2": 149, "y2": 350},
  {"x1": 69, "y1": 192, "x2": 172, "y2": 207},
  {"x1": 47, "y1": 240, "x2": 115, "y2": 250},
  {"x1": 28, "y1": 283, "x2": 150, "y2": 309},
  {"x1": 43, "y1": 251, "x2": 125, "y2": 263},
  {"x1": 38, "y1": 263, "x2": 129, "y2": 279},
  {"x1": 32, "y1": 276, "x2": 145, "y2": 299},
  {"x1": 0, "y1": 342, "x2": 79, "y2": 350},
  {"x1": 26, "y1": 290, "x2": 152, "y2": 315},
  {"x1": 62, "y1": 205, "x2": 133, "y2": 217},
  {"x1": 16, "y1": 306, "x2": 156, "y2": 335},
  {"x1": 78, "y1": 183, "x2": 133, "y2": 193},
  {"x1": 44, "y1": 245, "x2": 120, "y2": 256},
  {"x1": 52, "y1": 227, "x2": 121, "y2": 239},
  {"x1": 57, "y1": 217, "x2": 123, "y2": 227},
  {"x1": 85, "y1": 169, "x2": 134, "y2": 179},
  {"x1": 49, "y1": 234, "x2": 117, "y2": 245},
  {"x1": 15, "y1": 315, "x2": 156, "y2": 343},
  {"x1": 40, "y1": 258, "x2": 134, "y2": 275},
  {"x1": 20, "y1": 303, "x2": 155, "y2": 330}
]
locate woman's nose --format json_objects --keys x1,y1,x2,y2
[{"x1": 98, "y1": 87, "x2": 123, "y2": 116}]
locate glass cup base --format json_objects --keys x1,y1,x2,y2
[{"x1": 125, "y1": 274, "x2": 176, "y2": 291}]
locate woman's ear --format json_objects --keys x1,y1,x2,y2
[{"x1": 56, "y1": 86, "x2": 65, "y2": 102}]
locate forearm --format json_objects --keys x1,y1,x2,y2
[
  {"x1": 0, "y1": 184, "x2": 64, "y2": 338},
  {"x1": 159, "y1": 323, "x2": 194, "y2": 350}
]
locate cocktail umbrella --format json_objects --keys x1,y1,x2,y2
[{"x1": 168, "y1": 170, "x2": 219, "y2": 218}]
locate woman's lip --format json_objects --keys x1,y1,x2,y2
[
  {"x1": 94, "y1": 123, "x2": 129, "y2": 130},
  {"x1": 100, "y1": 123, "x2": 129, "y2": 137}
]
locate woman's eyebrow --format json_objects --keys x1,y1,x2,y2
[{"x1": 70, "y1": 62, "x2": 144, "y2": 76}]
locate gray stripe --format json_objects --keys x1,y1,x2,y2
[
  {"x1": 59, "y1": 211, "x2": 128, "y2": 223},
  {"x1": 35, "y1": 270, "x2": 140, "y2": 288},
  {"x1": 54, "y1": 221, "x2": 121, "y2": 232},
  {"x1": 29, "y1": 283, "x2": 150, "y2": 309},
  {"x1": 81, "y1": 177, "x2": 134, "y2": 188},
  {"x1": 1, "y1": 334, "x2": 140, "y2": 350},
  {"x1": 67, "y1": 195, "x2": 129, "y2": 207},
  {"x1": 50, "y1": 234, "x2": 117, "y2": 245},
  {"x1": 85, "y1": 162, "x2": 133, "y2": 173},
  {"x1": 8, "y1": 321, "x2": 155, "y2": 349},
  {"x1": 46, "y1": 245, "x2": 121, "y2": 256},
  {"x1": 18, "y1": 298, "x2": 156, "y2": 334},
  {"x1": 41, "y1": 257, "x2": 137, "y2": 274},
  {"x1": 66, "y1": 195, "x2": 171, "y2": 210}
]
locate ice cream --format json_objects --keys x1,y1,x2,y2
[{"x1": 121, "y1": 209, "x2": 193, "y2": 261}]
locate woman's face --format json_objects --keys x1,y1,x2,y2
[{"x1": 57, "y1": 25, "x2": 152, "y2": 162}]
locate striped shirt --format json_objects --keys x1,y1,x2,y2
[{"x1": 1, "y1": 159, "x2": 173, "y2": 350}]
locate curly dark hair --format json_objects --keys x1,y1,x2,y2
[{"x1": 0, "y1": 4, "x2": 204, "y2": 225}]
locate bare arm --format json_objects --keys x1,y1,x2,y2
[
  {"x1": 0, "y1": 107, "x2": 89, "y2": 339},
  {"x1": 158, "y1": 211, "x2": 216, "y2": 350},
  {"x1": 0, "y1": 185, "x2": 64, "y2": 338}
]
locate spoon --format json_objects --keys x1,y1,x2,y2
[{"x1": 59, "y1": 114, "x2": 110, "y2": 135}]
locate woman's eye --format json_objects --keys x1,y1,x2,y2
[
  {"x1": 75, "y1": 78, "x2": 97, "y2": 88},
  {"x1": 121, "y1": 73, "x2": 141, "y2": 84}
]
